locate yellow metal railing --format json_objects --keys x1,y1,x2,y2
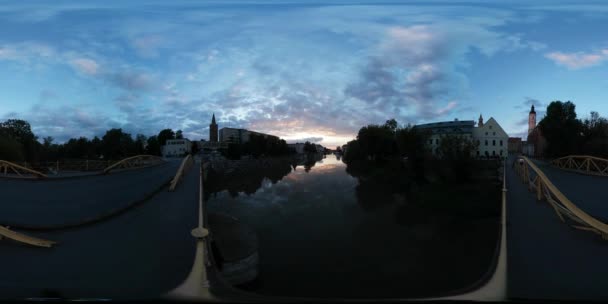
[
  {"x1": 516, "y1": 156, "x2": 608, "y2": 239},
  {"x1": 0, "y1": 226, "x2": 56, "y2": 248},
  {"x1": 103, "y1": 155, "x2": 164, "y2": 174},
  {"x1": 552, "y1": 155, "x2": 608, "y2": 177},
  {"x1": 169, "y1": 154, "x2": 194, "y2": 191},
  {"x1": 0, "y1": 160, "x2": 47, "y2": 178}
]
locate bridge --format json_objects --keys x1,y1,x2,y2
[
  {"x1": 0, "y1": 155, "x2": 199, "y2": 300},
  {"x1": 507, "y1": 155, "x2": 608, "y2": 301},
  {"x1": 0, "y1": 153, "x2": 607, "y2": 300}
]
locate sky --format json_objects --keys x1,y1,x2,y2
[{"x1": 1, "y1": 1, "x2": 608, "y2": 148}]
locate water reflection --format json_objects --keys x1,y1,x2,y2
[
  {"x1": 205, "y1": 155, "x2": 499, "y2": 298},
  {"x1": 205, "y1": 153, "x2": 325, "y2": 199}
]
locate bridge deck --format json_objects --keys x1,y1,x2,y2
[
  {"x1": 0, "y1": 160, "x2": 181, "y2": 228},
  {"x1": 507, "y1": 156, "x2": 608, "y2": 301},
  {"x1": 531, "y1": 159, "x2": 608, "y2": 220},
  {"x1": 0, "y1": 163, "x2": 199, "y2": 300}
]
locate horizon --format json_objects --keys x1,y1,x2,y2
[{"x1": 2, "y1": 1, "x2": 608, "y2": 148}]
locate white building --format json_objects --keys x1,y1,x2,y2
[
  {"x1": 415, "y1": 119, "x2": 475, "y2": 155},
  {"x1": 161, "y1": 139, "x2": 192, "y2": 158},
  {"x1": 473, "y1": 116, "x2": 508, "y2": 159},
  {"x1": 415, "y1": 115, "x2": 508, "y2": 159}
]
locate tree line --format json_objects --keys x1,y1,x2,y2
[
  {"x1": 537, "y1": 101, "x2": 608, "y2": 158},
  {"x1": 0, "y1": 119, "x2": 189, "y2": 161},
  {"x1": 222, "y1": 133, "x2": 291, "y2": 159},
  {"x1": 343, "y1": 119, "x2": 478, "y2": 163}
]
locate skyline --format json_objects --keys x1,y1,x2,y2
[{"x1": 1, "y1": 1, "x2": 608, "y2": 147}]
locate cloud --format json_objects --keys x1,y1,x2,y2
[
  {"x1": 131, "y1": 35, "x2": 164, "y2": 58},
  {"x1": 105, "y1": 70, "x2": 154, "y2": 91},
  {"x1": 0, "y1": 3, "x2": 555, "y2": 147},
  {"x1": 545, "y1": 50, "x2": 608, "y2": 69},
  {"x1": 345, "y1": 25, "x2": 456, "y2": 122},
  {"x1": 436, "y1": 101, "x2": 458, "y2": 116},
  {"x1": 70, "y1": 58, "x2": 99, "y2": 75},
  {"x1": 515, "y1": 97, "x2": 546, "y2": 110},
  {"x1": 1, "y1": 103, "x2": 118, "y2": 142},
  {"x1": 39, "y1": 89, "x2": 58, "y2": 101}
]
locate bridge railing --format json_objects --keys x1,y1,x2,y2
[
  {"x1": 169, "y1": 154, "x2": 194, "y2": 191},
  {"x1": 515, "y1": 156, "x2": 608, "y2": 239},
  {"x1": 0, "y1": 160, "x2": 47, "y2": 179},
  {"x1": 103, "y1": 155, "x2": 164, "y2": 174},
  {"x1": 552, "y1": 155, "x2": 608, "y2": 177}
]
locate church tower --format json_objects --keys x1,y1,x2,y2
[
  {"x1": 209, "y1": 113, "x2": 218, "y2": 142},
  {"x1": 478, "y1": 114, "x2": 484, "y2": 127},
  {"x1": 528, "y1": 105, "x2": 536, "y2": 135}
]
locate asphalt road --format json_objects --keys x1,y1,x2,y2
[
  {"x1": 0, "y1": 163, "x2": 199, "y2": 300},
  {"x1": 507, "y1": 156, "x2": 608, "y2": 301},
  {"x1": 0, "y1": 161, "x2": 181, "y2": 228}
]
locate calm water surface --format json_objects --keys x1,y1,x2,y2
[{"x1": 207, "y1": 155, "x2": 496, "y2": 298}]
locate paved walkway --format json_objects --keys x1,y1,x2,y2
[
  {"x1": 506, "y1": 156, "x2": 608, "y2": 301},
  {"x1": 0, "y1": 164, "x2": 199, "y2": 300},
  {"x1": 0, "y1": 161, "x2": 181, "y2": 228},
  {"x1": 530, "y1": 159, "x2": 608, "y2": 220}
]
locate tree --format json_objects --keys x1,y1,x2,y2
[
  {"x1": 581, "y1": 111, "x2": 608, "y2": 157},
  {"x1": 538, "y1": 101, "x2": 583, "y2": 157},
  {"x1": 135, "y1": 134, "x2": 147, "y2": 155},
  {"x1": 175, "y1": 130, "x2": 183, "y2": 139},
  {"x1": 101, "y1": 128, "x2": 135, "y2": 159},
  {"x1": 157, "y1": 129, "x2": 175, "y2": 146},
  {"x1": 0, "y1": 119, "x2": 38, "y2": 161},
  {"x1": 436, "y1": 134, "x2": 478, "y2": 161},
  {"x1": 146, "y1": 135, "x2": 161, "y2": 156},
  {"x1": 357, "y1": 124, "x2": 395, "y2": 160},
  {"x1": 303, "y1": 141, "x2": 316, "y2": 154},
  {"x1": 384, "y1": 119, "x2": 398, "y2": 132},
  {"x1": 0, "y1": 136, "x2": 24, "y2": 161}
]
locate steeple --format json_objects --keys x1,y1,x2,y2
[
  {"x1": 528, "y1": 105, "x2": 537, "y2": 135},
  {"x1": 478, "y1": 114, "x2": 484, "y2": 127},
  {"x1": 209, "y1": 113, "x2": 218, "y2": 142}
]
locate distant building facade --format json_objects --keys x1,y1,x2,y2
[
  {"x1": 415, "y1": 116, "x2": 508, "y2": 159},
  {"x1": 161, "y1": 139, "x2": 192, "y2": 158},
  {"x1": 473, "y1": 117, "x2": 509, "y2": 159},
  {"x1": 508, "y1": 137, "x2": 523, "y2": 154},
  {"x1": 219, "y1": 127, "x2": 279, "y2": 144},
  {"x1": 524, "y1": 105, "x2": 547, "y2": 158},
  {"x1": 415, "y1": 119, "x2": 475, "y2": 156}
]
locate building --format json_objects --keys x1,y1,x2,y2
[
  {"x1": 528, "y1": 105, "x2": 536, "y2": 135},
  {"x1": 209, "y1": 113, "x2": 218, "y2": 142},
  {"x1": 161, "y1": 138, "x2": 192, "y2": 158},
  {"x1": 415, "y1": 119, "x2": 475, "y2": 155},
  {"x1": 415, "y1": 116, "x2": 508, "y2": 159},
  {"x1": 196, "y1": 139, "x2": 228, "y2": 151},
  {"x1": 219, "y1": 127, "x2": 279, "y2": 144},
  {"x1": 524, "y1": 105, "x2": 547, "y2": 158},
  {"x1": 473, "y1": 116, "x2": 509, "y2": 158},
  {"x1": 508, "y1": 137, "x2": 523, "y2": 154}
]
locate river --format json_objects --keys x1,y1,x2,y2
[{"x1": 206, "y1": 155, "x2": 499, "y2": 298}]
